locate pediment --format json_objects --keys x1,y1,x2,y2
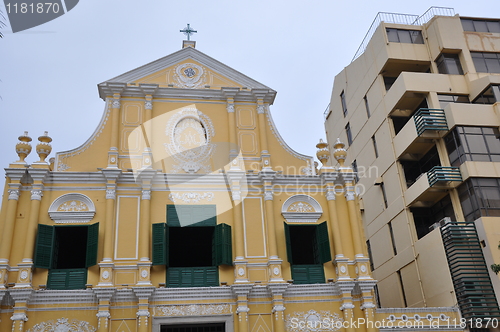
[{"x1": 102, "y1": 47, "x2": 272, "y2": 91}]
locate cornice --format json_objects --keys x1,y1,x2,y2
[{"x1": 99, "y1": 83, "x2": 276, "y2": 104}]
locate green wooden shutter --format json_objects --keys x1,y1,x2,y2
[
  {"x1": 166, "y1": 268, "x2": 181, "y2": 287},
  {"x1": 34, "y1": 224, "x2": 55, "y2": 269},
  {"x1": 152, "y1": 223, "x2": 168, "y2": 266},
  {"x1": 205, "y1": 266, "x2": 218, "y2": 286},
  {"x1": 85, "y1": 223, "x2": 99, "y2": 267},
  {"x1": 47, "y1": 269, "x2": 67, "y2": 289},
  {"x1": 68, "y1": 268, "x2": 87, "y2": 289},
  {"x1": 166, "y1": 205, "x2": 180, "y2": 226},
  {"x1": 48, "y1": 268, "x2": 87, "y2": 290},
  {"x1": 291, "y1": 265, "x2": 325, "y2": 284},
  {"x1": 213, "y1": 223, "x2": 232, "y2": 266},
  {"x1": 167, "y1": 204, "x2": 216, "y2": 227},
  {"x1": 284, "y1": 222, "x2": 293, "y2": 264},
  {"x1": 316, "y1": 221, "x2": 332, "y2": 264},
  {"x1": 308, "y1": 265, "x2": 326, "y2": 284}
]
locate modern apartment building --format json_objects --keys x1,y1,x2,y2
[{"x1": 325, "y1": 7, "x2": 500, "y2": 323}]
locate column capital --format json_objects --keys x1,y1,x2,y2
[
  {"x1": 30, "y1": 189, "x2": 43, "y2": 201},
  {"x1": 8, "y1": 188, "x2": 20, "y2": 201}
]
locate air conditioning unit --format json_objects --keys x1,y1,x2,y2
[{"x1": 429, "y1": 217, "x2": 451, "y2": 231}]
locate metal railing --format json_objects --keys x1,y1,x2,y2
[
  {"x1": 323, "y1": 103, "x2": 331, "y2": 120},
  {"x1": 441, "y1": 222, "x2": 500, "y2": 320},
  {"x1": 427, "y1": 166, "x2": 462, "y2": 187},
  {"x1": 413, "y1": 108, "x2": 448, "y2": 136},
  {"x1": 352, "y1": 7, "x2": 455, "y2": 62}
]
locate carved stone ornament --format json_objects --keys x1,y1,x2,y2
[
  {"x1": 264, "y1": 191, "x2": 273, "y2": 201},
  {"x1": 282, "y1": 194, "x2": 323, "y2": 223},
  {"x1": 326, "y1": 190, "x2": 336, "y2": 201},
  {"x1": 155, "y1": 304, "x2": 232, "y2": 317},
  {"x1": 285, "y1": 310, "x2": 343, "y2": 332},
  {"x1": 106, "y1": 189, "x2": 116, "y2": 200},
  {"x1": 8, "y1": 189, "x2": 20, "y2": 200},
  {"x1": 31, "y1": 190, "x2": 43, "y2": 201},
  {"x1": 11, "y1": 312, "x2": 28, "y2": 322},
  {"x1": 173, "y1": 62, "x2": 207, "y2": 89},
  {"x1": 273, "y1": 305, "x2": 286, "y2": 312},
  {"x1": 20, "y1": 270, "x2": 28, "y2": 280},
  {"x1": 164, "y1": 107, "x2": 215, "y2": 174},
  {"x1": 112, "y1": 99, "x2": 120, "y2": 109},
  {"x1": 232, "y1": 191, "x2": 241, "y2": 202},
  {"x1": 48, "y1": 193, "x2": 96, "y2": 224},
  {"x1": 27, "y1": 318, "x2": 97, "y2": 332},
  {"x1": 142, "y1": 190, "x2": 151, "y2": 200},
  {"x1": 257, "y1": 105, "x2": 265, "y2": 114},
  {"x1": 169, "y1": 192, "x2": 214, "y2": 203},
  {"x1": 345, "y1": 191, "x2": 356, "y2": 201},
  {"x1": 226, "y1": 103, "x2": 235, "y2": 113},
  {"x1": 145, "y1": 100, "x2": 153, "y2": 110}
]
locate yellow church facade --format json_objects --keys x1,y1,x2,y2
[{"x1": 0, "y1": 41, "x2": 460, "y2": 332}]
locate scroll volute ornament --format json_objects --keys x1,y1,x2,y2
[
  {"x1": 36, "y1": 131, "x2": 52, "y2": 163},
  {"x1": 15, "y1": 131, "x2": 32, "y2": 163}
]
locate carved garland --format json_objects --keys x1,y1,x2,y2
[
  {"x1": 155, "y1": 304, "x2": 232, "y2": 317},
  {"x1": 285, "y1": 310, "x2": 343, "y2": 332},
  {"x1": 27, "y1": 318, "x2": 96, "y2": 332}
]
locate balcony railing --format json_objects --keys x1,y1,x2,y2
[
  {"x1": 414, "y1": 108, "x2": 448, "y2": 136},
  {"x1": 352, "y1": 7, "x2": 455, "y2": 61},
  {"x1": 427, "y1": 166, "x2": 462, "y2": 187}
]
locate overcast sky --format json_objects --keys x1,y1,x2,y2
[{"x1": 1, "y1": 0, "x2": 499, "y2": 190}]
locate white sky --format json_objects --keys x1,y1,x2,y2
[{"x1": 1, "y1": 0, "x2": 499, "y2": 190}]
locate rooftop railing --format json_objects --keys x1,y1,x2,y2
[{"x1": 352, "y1": 7, "x2": 455, "y2": 62}]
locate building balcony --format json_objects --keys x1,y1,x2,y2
[
  {"x1": 444, "y1": 102, "x2": 500, "y2": 129},
  {"x1": 394, "y1": 108, "x2": 449, "y2": 160},
  {"x1": 385, "y1": 72, "x2": 468, "y2": 118},
  {"x1": 405, "y1": 166, "x2": 462, "y2": 207},
  {"x1": 427, "y1": 166, "x2": 462, "y2": 187},
  {"x1": 414, "y1": 108, "x2": 448, "y2": 136}
]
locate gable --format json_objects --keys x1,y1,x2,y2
[{"x1": 102, "y1": 47, "x2": 272, "y2": 91}]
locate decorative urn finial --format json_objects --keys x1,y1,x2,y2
[
  {"x1": 15, "y1": 131, "x2": 32, "y2": 163},
  {"x1": 333, "y1": 138, "x2": 347, "y2": 166},
  {"x1": 316, "y1": 139, "x2": 330, "y2": 166},
  {"x1": 36, "y1": 131, "x2": 52, "y2": 163}
]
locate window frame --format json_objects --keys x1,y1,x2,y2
[
  {"x1": 34, "y1": 223, "x2": 99, "y2": 290},
  {"x1": 436, "y1": 53, "x2": 464, "y2": 75},
  {"x1": 345, "y1": 123, "x2": 353, "y2": 146},
  {"x1": 340, "y1": 91, "x2": 348, "y2": 117},
  {"x1": 471, "y1": 52, "x2": 500, "y2": 74},
  {"x1": 284, "y1": 222, "x2": 331, "y2": 284},
  {"x1": 386, "y1": 28, "x2": 424, "y2": 44}
]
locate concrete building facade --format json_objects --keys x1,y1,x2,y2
[{"x1": 325, "y1": 6, "x2": 500, "y2": 326}]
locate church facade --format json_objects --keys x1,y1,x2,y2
[{"x1": 0, "y1": 41, "x2": 460, "y2": 332}]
